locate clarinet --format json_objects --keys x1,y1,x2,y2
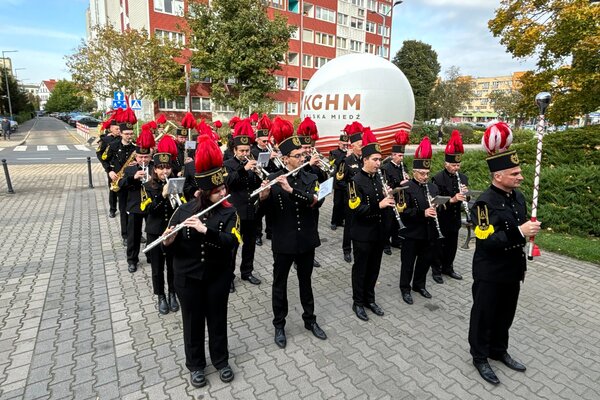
[
  {"x1": 455, "y1": 173, "x2": 471, "y2": 223},
  {"x1": 377, "y1": 169, "x2": 406, "y2": 230},
  {"x1": 424, "y1": 183, "x2": 444, "y2": 239}
]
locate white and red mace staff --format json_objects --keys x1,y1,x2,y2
[{"x1": 528, "y1": 92, "x2": 551, "y2": 260}]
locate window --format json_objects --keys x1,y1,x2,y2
[
  {"x1": 158, "y1": 96, "x2": 187, "y2": 111},
  {"x1": 155, "y1": 29, "x2": 185, "y2": 46},
  {"x1": 379, "y1": 3, "x2": 390, "y2": 14},
  {"x1": 272, "y1": 101, "x2": 285, "y2": 115},
  {"x1": 315, "y1": 57, "x2": 330, "y2": 68},
  {"x1": 303, "y1": 54, "x2": 313, "y2": 68},
  {"x1": 366, "y1": 21, "x2": 376, "y2": 33},
  {"x1": 154, "y1": 0, "x2": 184, "y2": 16},
  {"x1": 290, "y1": 27, "x2": 299, "y2": 40},
  {"x1": 275, "y1": 75, "x2": 285, "y2": 89},
  {"x1": 303, "y1": 3, "x2": 314, "y2": 17},
  {"x1": 288, "y1": 0, "x2": 299, "y2": 13},
  {"x1": 190, "y1": 67, "x2": 211, "y2": 83},
  {"x1": 315, "y1": 6, "x2": 336, "y2": 23},
  {"x1": 351, "y1": 0, "x2": 365, "y2": 6},
  {"x1": 287, "y1": 102, "x2": 298, "y2": 115},
  {"x1": 350, "y1": 17, "x2": 364, "y2": 30},
  {"x1": 302, "y1": 79, "x2": 310, "y2": 89},
  {"x1": 377, "y1": 24, "x2": 390, "y2": 37},
  {"x1": 367, "y1": 0, "x2": 377, "y2": 11},
  {"x1": 191, "y1": 97, "x2": 211, "y2": 112},
  {"x1": 357, "y1": 8, "x2": 365, "y2": 18},
  {"x1": 336, "y1": 37, "x2": 347, "y2": 49},
  {"x1": 214, "y1": 103, "x2": 235, "y2": 112},
  {"x1": 267, "y1": 0, "x2": 284, "y2": 9},
  {"x1": 303, "y1": 29, "x2": 314, "y2": 43},
  {"x1": 350, "y1": 40, "x2": 363, "y2": 52},
  {"x1": 288, "y1": 52, "x2": 299, "y2": 66},
  {"x1": 287, "y1": 77, "x2": 298, "y2": 91},
  {"x1": 315, "y1": 32, "x2": 334, "y2": 47},
  {"x1": 365, "y1": 43, "x2": 376, "y2": 54},
  {"x1": 338, "y1": 13, "x2": 349, "y2": 26}
]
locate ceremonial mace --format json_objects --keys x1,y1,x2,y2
[{"x1": 528, "y1": 92, "x2": 551, "y2": 260}]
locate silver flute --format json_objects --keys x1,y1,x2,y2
[
  {"x1": 377, "y1": 169, "x2": 406, "y2": 230},
  {"x1": 424, "y1": 183, "x2": 444, "y2": 239},
  {"x1": 455, "y1": 173, "x2": 471, "y2": 223}
]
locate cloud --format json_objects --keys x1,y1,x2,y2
[{"x1": 0, "y1": 25, "x2": 82, "y2": 42}]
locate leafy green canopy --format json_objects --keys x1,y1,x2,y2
[{"x1": 45, "y1": 80, "x2": 94, "y2": 113}]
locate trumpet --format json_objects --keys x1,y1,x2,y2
[
  {"x1": 265, "y1": 142, "x2": 285, "y2": 170},
  {"x1": 424, "y1": 183, "x2": 444, "y2": 239},
  {"x1": 310, "y1": 148, "x2": 334, "y2": 174},
  {"x1": 243, "y1": 154, "x2": 269, "y2": 180},
  {"x1": 141, "y1": 162, "x2": 149, "y2": 184},
  {"x1": 377, "y1": 169, "x2": 406, "y2": 230},
  {"x1": 455, "y1": 173, "x2": 471, "y2": 223}
]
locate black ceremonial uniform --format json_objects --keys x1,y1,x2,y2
[
  {"x1": 252, "y1": 143, "x2": 280, "y2": 242},
  {"x1": 399, "y1": 179, "x2": 440, "y2": 293},
  {"x1": 338, "y1": 153, "x2": 363, "y2": 256},
  {"x1": 97, "y1": 133, "x2": 120, "y2": 215},
  {"x1": 169, "y1": 202, "x2": 239, "y2": 373},
  {"x1": 262, "y1": 168, "x2": 321, "y2": 329},
  {"x1": 144, "y1": 179, "x2": 176, "y2": 296},
  {"x1": 182, "y1": 162, "x2": 199, "y2": 201},
  {"x1": 330, "y1": 147, "x2": 347, "y2": 227},
  {"x1": 223, "y1": 156, "x2": 262, "y2": 279},
  {"x1": 468, "y1": 185, "x2": 527, "y2": 362},
  {"x1": 381, "y1": 160, "x2": 409, "y2": 248},
  {"x1": 348, "y1": 170, "x2": 393, "y2": 307},
  {"x1": 119, "y1": 164, "x2": 150, "y2": 267},
  {"x1": 432, "y1": 169, "x2": 469, "y2": 277},
  {"x1": 107, "y1": 140, "x2": 136, "y2": 240}
]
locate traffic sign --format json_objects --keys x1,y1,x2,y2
[
  {"x1": 130, "y1": 99, "x2": 142, "y2": 110},
  {"x1": 112, "y1": 100, "x2": 127, "y2": 109},
  {"x1": 113, "y1": 91, "x2": 124, "y2": 101}
]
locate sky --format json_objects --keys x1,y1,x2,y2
[{"x1": 0, "y1": 0, "x2": 538, "y2": 86}]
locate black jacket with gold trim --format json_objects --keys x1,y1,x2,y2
[
  {"x1": 432, "y1": 169, "x2": 469, "y2": 232},
  {"x1": 223, "y1": 156, "x2": 262, "y2": 220},
  {"x1": 348, "y1": 169, "x2": 393, "y2": 242},
  {"x1": 335, "y1": 153, "x2": 362, "y2": 191},
  {"x1": 400, "y1": 179, "x2": 440, "y2": 240}
]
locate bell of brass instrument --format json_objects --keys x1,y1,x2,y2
[
  {"x1": 377, "y1": 169, "x2": 406, "y2": 230},
  {"x1": 243, "y1": 154, "x2": 268, "y2": 180},
  {"x1": 310, "y1": 148, "x2": 334, "y2": 174},
  {"x1": 141, "y1": 162, "x2": 149, "y2": 184},
  {"x1": 265, "y1": 143, "x2": 285, "y2": 170},
  {"x1": 424, "y1": 183, "x2": 444, "y2": 239}
]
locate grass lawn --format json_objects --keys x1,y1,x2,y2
[{"x1": 534, "y1": 231, "x2": 600, "y2": 265}]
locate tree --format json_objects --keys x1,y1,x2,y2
[
  {"x1": 430, "y1": 67, "x2": 474, "y2": 127},
  {"x1": 185, "y1": 0, "x2": 293, "y2": 114},
  {"x1": 66, "y1": 25, "x2": 185, "y2": 100},
  {"x1": 489, "y1": 0, "x2": 600, "y2": 124},
  {"x1": 44, "y1": 80, "x2": 90, "y2": 113},
  {"x1": 488, "y1": 89, "x2": 526, "y2": 126},
  {"x1": 392, "y1": 40, "x2": 440, "y2": 121},
  {"x1": 0, "y1": 67, "x2": 34, "y2": 115}
]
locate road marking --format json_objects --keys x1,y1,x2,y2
[
  {"x1": 66, "y1": 157, "x2": 87, "y2": 160},
  {"x1": 74, "y1": 145, "x2": 90, "y2": 151},
  {"x1": 0, "y1": 148, "x2": 3, "y2": 152},
  {"x1": 17, "y1": 158, "x2": 51, "y2": 160},
  {"x1": 37, "y1": 145, "x2": 49, "y2": 151},
  {"x1": 14, "y1": 146, "x2": 27, "y2": 151},
  {"x1": 57, "y1": 145, "x2": 69, "y2": 151}
]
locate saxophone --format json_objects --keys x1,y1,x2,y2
[{"x1": 110, "y1": 151, "x2": 136, "y2": 192}]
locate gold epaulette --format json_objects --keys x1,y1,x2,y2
[
  {"x1": 101, "y1": 147, "x2": 109, "y2": 160},
  {"x1": 474, "y1": 204, "x2": 494, "y2": 239},
  {"x1": 140, "y1": 198, "x2": 152, "y2": 211},
  {"x1": 348, "y1": 181, "x2": 361, "y2": 209},
  {"x1": 336, "y1": 162, "x2": 345, "y2": 181},
  {"x1": 231, "y1": 214, "x2": 242, "y2": 243},
  {"x1": 180, "y1": 196, "x2": 187, "y2": 204}
]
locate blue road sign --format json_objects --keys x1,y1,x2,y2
[
  {"x1": 130, "y1": 99, "x2": 142, "y2": 110},
  {"x1": 112, "y1": 100, "x2": 127, "y2": 109},
  {"x1": 113, "y1": 91, "x2": 124, "y2": 101}
]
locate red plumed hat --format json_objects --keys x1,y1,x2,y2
[
  {"x1": 120, "y1": 98, "x2": 137, "y2": 124},
  {"x1": 269, "y1": 117, "x2": 298, "y2": 155},
  {"x1": 135, "y1": 125, "x2": 155, "y2": 154},
  {"x1": 194, "y1": 133, "x2": 226, "y2": 190},
  {"x1": 250, "y1": 112, "x2": 259, "y2": 123},
  {"x1": 257, "y1": 114, "x2": 272, "y2": 130},
  {"x1": 445, "y1": 130, "x2": 465, "y2": 163},
  {"x1": 213, "y1": 120, "x2": 222, "y2": 129},
  {"x1": 232, "y1": 118, "x2": 255, "y2": 146},
  {"x1": 196, "y1": 119, "x2": 219, "y2": 142},
  {"x1": 344, "y1": 121, "x2": 364, "y2": 143},
  {"x1": 228, "y1": 116, "x2": 241, "y2": 129},
  {"x1": 180, "y1": 112, "x2": 196, "y2": 129},
  {"x1": 156, "y1": 114, "x2": 167, "y2": 125},
  {"x1": 413, "y1": 137, "x2": 432, "y2": 170},
  {"x1": 156, "y1": 134, "x2": 178, "y2": 160},
  {"x1": 392, "y1": 129, "x2": 409, "y2": 153},
  {"x1": 147, "y1": 120, "x2": 158, "y2": 130},
  {"x1": 297, "y1": 117, "x2": 319, "y2": 141},
  {"x1": 483, "y1": 122, "x2": 519, "y2": 172},
  {"x1": 361, "y1": 127, "x2": 381, "y2": 158}
]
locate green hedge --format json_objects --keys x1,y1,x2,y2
[
  {"x1": 406, "y1": 126, "x2": 600, "y2": 237},
  {"x1": 410, "y1": 123, "x2": 533, "y2": 145}
]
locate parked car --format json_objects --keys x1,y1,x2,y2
[
  {"x1": 76, "y1": 116, "x2": 101, "y2": 128},
  {"x1": 0, "y1": 116, "x2": 18, "y2": 132}
]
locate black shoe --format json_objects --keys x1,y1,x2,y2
[
  {"x1": 415, "y1": 288, "x2": 432, "y2": 298},
  {"x1": 140, "y1": 235, "x2": 146, "y2": 244},
  {"x1": 495, "y1": 353, "x2": 526, "y2": 372},
  {"x1": 473, "y1": 360, "x2": 500, "y2": 385},
  {"x1": 343, "y1": 252, "x2": 352, "y2": 263},
  {"x1": 330, "y1": 224, "x2": 337, "y2": 231},
  {"x1": 122, "y1": 238, "x2": 127, "y2": 247},
  {"x1": 168, "y1": 292, "x2": 179, "y2": 312},
  {"x1": 432, "y1": 275, "x2": 444, "y2": 284},
  {"x1": 274, "y1": 328, "x2": 287, "y2": 348},
  {"x1": 352, "y1": 304, "x2": 369, "y2": 321},
  {"x1": 313, "y1": 259, "x2": 321, "y2": 268},
  {"x1": 445, "y1": 271, "x2": 463, "y2": 280},
  {"x1": 109, "y1": 211, "x2": 116, "y2": 218},
  {"x1": 401, "y1": 291, "x2": 413, "y2": 305},
  {"x1": 383, "y1": 247, "x2": 392, "y2": 256},
  {"x1": 367, "y1": 302, "x2": 384, "y2": 316},
  {"x1": 157, "y1": 295, "x2": 169, "y2": 315},
  {"x1": 219, "y1": 365, "x2": 234, "y2": 383},
  {"x1": 190, "y1": 370, "x2": 207, "y2": 388},
  {"x1": 229, "y1": 280, "x2": 235, "y2": 293},
  {"x1": 256, "y1": 237, "x2": 263, "y2": 246},
  {"x1": 306, "y1": 322, "x2": 327, "y2": 340},
  {"x1": 242, "y1": 274, "x2": 261, "y2": 285},
  {"x1": 128, "y1": 263, "x2": 137, "y2": 273}
]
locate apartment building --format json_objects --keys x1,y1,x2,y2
[{"x1": 87, "y1": 0, "x2": 396, "y2": 121}]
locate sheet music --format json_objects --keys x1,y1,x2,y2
[
  {"x1": 317, "y1": 177, "x2": 334, "y2": 201},
  {"x1": 257, "y1": 152, "x2": 271, "y2": 167}
]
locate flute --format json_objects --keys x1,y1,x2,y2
[
  {"x1": 424, "y1": 183, "x2": 444, "y2": 239},
  {"x1": 377, "y1": 169, "x2": 406, "y2": 230},
  {"x1": 250, "y1": 162, "x2": 310, "y2": 198},
  {"x1": 142, "y1": 194, "x2": 231, "y2": 253},
  {"x1": 455, "y1": 173, "x2": 471, "y2": 223}
]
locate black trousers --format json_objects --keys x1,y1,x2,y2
[
  {"x1": 175, "y1": 273, "x2": 230, "y2": 371},
  {"x1": 342, "y1": 194, "x2": 352, "y2": 253},
  {"x1": 352, "y1": 240, "x2": 384, "y2": 306},
  {"x1": 330, "y1": 188, "x2": 345, "y2": 226},
  {"x1": 255, "y1": 207, "x2": 272, "y2": 239},
  {"x1": 387, "y1": 217, "x2": 403, "y2": 248},
  {"x1": 126, "y1": 213, "x2": 144, "y2": 264},
  {"x1": 233, "y1": 218, "x2": 256, "y2": 278},
  {"x1": 107, "y1": 175, "x2": 117, "y2": 213},
  {"x1": 400, "y1": 238, "x2": 433, "y2": 291},
  {"x1": 431, "y1": 230, "x2": 459, "y2": 276},
  {"x1": 147, "y1": 233, "x2": 174, "y2": 295},
  {"x1": 117, "y1": 190, "x2": 128, "y2": 238},
  {"x1": 469, "y1": 280, "x2": 520, "y2": 361},
  {"x1": 272, "y1": 250, "x2": 316, "y2": 329}
]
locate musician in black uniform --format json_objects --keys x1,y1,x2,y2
[
  {"x1": 97, "y1": 120, "x2": 121, "y2": 218},
  {"x1": 175, "y1": 128, "x2": 194, "y2": 175},
  {"x1": 258, "y1": 134, "x2": 327, "y2": 348},
  {"x1": 119, "y1": 128, "x2": 155, "y2": 273},
  {"x1": 223, "y1": 122, "x2": 263, "y2": 291},
  {"x1": 399, "y1": 137, "x2": 440, "y2": 305},
  {"x1": 380, "y1": 130, "x2": 410, "y2": 254},
  {"x1": 329, "y1": 134, "x2": 349, "y2": 230},
  {"x1": 337, "y1": 129, "x2": 363, "y2": 263},
  {"x1": 252, "y1": 129, "x2": 280, "y2": 246},
  {"x1": 348, "y1": 138, "x2": 394, "y2": 321},
  {"x1": 469, "y1": 125, "x2": 540, "y2": 385},
  {"x1": 163, "y1": 135, "x2": 240, "y2": 388},
  {"x1": 431, "y1": 131, "x2": 468, "y2": 283},
  {"x1": 106, "y1": 123, "x2": 136, "y2": 246},
  {"x1": 143, "y1": 151, "x2": 179, "y2": 315}
]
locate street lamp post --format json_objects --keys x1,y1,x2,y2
[
  {"x1": 2, "y1": 50, "x2": 18, "y2": 120},
  {"x1": 370, "y1": 0, "x2": 403, "y2": 59}
]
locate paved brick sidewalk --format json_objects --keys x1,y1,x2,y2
[{"x1": 0, "y1": 164, "x2": 598, "y2": 399}]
